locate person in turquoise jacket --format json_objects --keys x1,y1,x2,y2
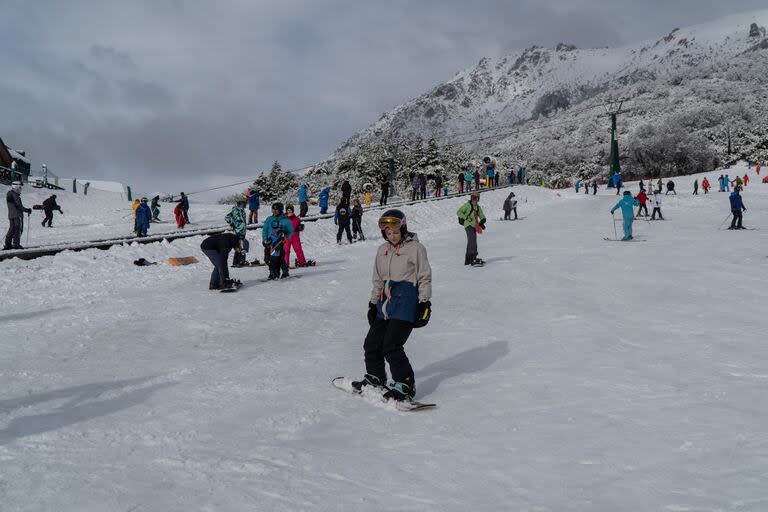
[
  {"x1": 610, "y1": 191, "x2": 639, "y2": 241},
  {"x1": 261, "y1": 202, "x2": 295, "y2": 279}
]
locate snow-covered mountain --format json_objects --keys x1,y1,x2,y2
[{"x1": 328, "y1": 10, "x2": 768, "y2": 160}]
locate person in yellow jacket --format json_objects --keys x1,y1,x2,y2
[
  {"x1": 363, "y1": 184, "x2": 372, "y2": 207},
  {"x1": 456, "y1": 191, "x2": 486, "y2": 266},
  {"x1": 131, "y1": 199, "x2": 141, "y2": 232}
]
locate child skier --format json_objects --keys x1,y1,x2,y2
[
  {"x1": 351, "y1": 198, "x2": 366, "y2": 241},
  {"x1": 318, "y1": 187, "x2": 330, "y2": 214},
  {"x1": 610, "y1": 191, "x2": 639, "y2": 241},
  {"x1": 261, "y1": 202, "x2": 294, "y2": 279},
  {"x1": 728, "y1": 188, "x2": 747, "y2": 230},
  {"x1": 457, "y1": 191, "x2": 486, "y2": 265},
  {"x1": 284, "y1": 204, "x2": 312, "y2": 268},
  {"x1": 352, "y1": 209, "x2": 433, "y2": 402},
  {"x1": 702, "y1": 177, "x2": 710, "y2": 194},
  {"x1": 650, "y1": 190, "x2": 664, "y2": 220},
  {"x1": 636, "y1": 190, "x2": 649, "y2": 217},
  {"x1": 502, "y1": 192, "x2": 518, "y2": 220},
  {"x1": 334, "y1": 197, "x2": 353, "y2": 244}
]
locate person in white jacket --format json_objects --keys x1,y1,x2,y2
[
  {"x1": 650, "y1": 190, "x2": 664, "y2": 220},
  {"x1": 351, "y1": 209, "x2": 432, "y2": 402}
]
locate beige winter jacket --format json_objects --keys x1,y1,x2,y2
[{"x1": 370, "y1": 234, "x2": 432, "y2": 304}]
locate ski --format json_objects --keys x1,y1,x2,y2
[
  {"x1": 332, "y1": 377, "x2": 436, "y2": 412},
  {"x1": 603, "y1": 238, "x2": 647, "y2": 242}
]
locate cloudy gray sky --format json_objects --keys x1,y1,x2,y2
[{"x1": 1, "y1": 0, "x2": 765, "y2": 194}]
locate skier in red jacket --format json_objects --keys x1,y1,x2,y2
[
  {"x1": 635, "y1": 190, "x2": 649, "y2": 217},
  {"x1": 702, "y1": 177, "x2": 710, "y2": 194}
]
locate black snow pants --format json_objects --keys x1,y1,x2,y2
[
  {"x1": 268, "y1": 242, "x2": 289, "y2": 278},
  {"x1": 42, "y1": 209, "x2": 54, "y2": 227},
  {"x1": 651, "y1": 207, "x2": 663, "y2": 220},
  {"x1": 4, "y1": 218, "x2": 22, "y2": 249},
  {"x1": 464, "y1": 225, "x2": 478, "y2": 264},
  {"x1": 730, "y1": 209, "x2": 743, "y2": 229},
  {"x1": 337, "y1": 222, "x2": 352, "y2": 243},
  {"x1": 637, "y1": 204, "x2": 648, "y2": 217},
  {"x1": 364, "y1": 318, "x2": 414, "y2": 390}
]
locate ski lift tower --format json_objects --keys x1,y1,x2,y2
[{"x1": 603, "y1": 98, "x2": 629, "y2": 188}]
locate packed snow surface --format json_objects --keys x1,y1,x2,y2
[{"x1": 1, "y1": 163, "x2": 767, "y2": 511}]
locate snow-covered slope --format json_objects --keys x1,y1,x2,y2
[
  {"x1": 329, "y1": 10, "x2": 768, "y2": 158},
  {"x1": 1, "y1": 164, "x2": 767, "y2": 510}
]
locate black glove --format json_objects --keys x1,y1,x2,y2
[
  {"x1": 262, "y1": 239, "x2": 271, "y2": 248},
  {"x1": 367, "y1": 303, "x2": 377, "y2": 325},
  {"x1": 414, "y1": 301, "x2": 431, "y2": 328},
  {"x1": 457, "y1": 217, "x2": 464, "y2": 225},
  {"x1": 297, "y1": 223, "x2": 304, "y2": 232},
  {"x1": 24, "y1": 208, "x2": 32, "y2": 214},
  {"x1": 479, "y1": 219, "x2": 486, "y2": 229}
]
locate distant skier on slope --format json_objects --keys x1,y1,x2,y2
[
  {"x1": 247, "y1": 184, "x2": 260, "y2": 224},
  {"x1": 702, "y1": 177, "x2": 710, "y2": 194},
  {"x1": 592, "y1": 181, "x2": 598, "y2": 195},
  {"x1": 728, "y1": 188, "x2": 747, "y2": 230},
  {"x1": 635, "y1": 190, "x2": 649, "y2": 217},
  {"x1": 650, "y1": 190, "x2": 664, "y2": 220},
  {"x1": 351, "y1": 197, "x2": 365, "y2": 241},
  {"x1": 666, "y1": 180, "x2": 676, "y2": 195},
  {"x1": 693, "y1": 180, "x2": 699, "y2": 195},
  {"x1": 457, "y1": 191, "x2": 486, "y2": 266},
  {"x1": 298, "y1": 183, "x2": 309, "y2": 217},
  {"x1": 351, "y1": 209, "x2": 432, "y2": 402},
  {"x1": 503, "y1": 192, "x2": 518, "y2": 220},
  {"x1": 610, "y1": 191, "x2": 639, "y2": 241}
]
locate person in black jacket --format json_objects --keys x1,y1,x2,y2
[
  {"x1": 380, "y1": 178, "x2": 389, "y2": 206},
  {"x1": 341, "y1": 180, "x2": 352, "y2": 202},
  {"x1": 41, "y1": 195, "x2": 63, "y2": 227},
  {"x1": 334, "y1": 197, "x2": 353, "y2": 244},
  {"x1": 200, "y1": 233, "x2": 242, "y2": 289}
]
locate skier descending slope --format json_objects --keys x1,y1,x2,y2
[
  {"x1": 610, "y1": 191, "x2": 639, "y2": 241},
  {"x1": 352, "y1": 209, "x2": 432, "y2": 402},
  {"x1": 457, "y1": 191, "x2": 486, "y2": 266}
]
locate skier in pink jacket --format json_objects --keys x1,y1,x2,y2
[{"x1": 284, "y1": 204, "x2": 313, "y2": 268}]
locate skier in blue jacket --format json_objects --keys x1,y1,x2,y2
[
  {"x1": 728, "y1": 189, "x2": 747, "y2": 229},
  {"x1": 247, "y1": 186, "x2": 260, "y2": 224},
  {"x1": 610, "y1": 191, "x2": 639, "y2": 240},
  {"x1": 318, "y1": 187, "x2": 330, "y2": 214},
  {"x1": 298, "y1": 183, "x2": 309, "y2": 217}
]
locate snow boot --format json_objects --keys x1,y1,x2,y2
[
  {"x1": 351, "y1": 374, "x2": 386, "y2": 393},
  {"x1": 384, "y1": 381, "x2": 415, "y2": 402}
]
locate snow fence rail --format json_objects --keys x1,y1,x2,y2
[{"x1": 0, "y1": 185, "x2": 510, "y2": 262}]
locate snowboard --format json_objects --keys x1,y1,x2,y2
[
  {"x1": 497, "y1": 217, "x2": 525, "y2": 221},
  {"x1": 219, "y1": 279, "x2": 243, "y2": 293},
  {"x1": 332, "y1": 377, "x2": 436, "y2": 412},
  {"x1": 470, "y1": 258, "x2": 485, "y2": 267},
  {"x1": 168, "y1": 256, "x2": 199, "y2": 266},
  {"x1": 603, "y1": 237, "x2": 647, "y2": 242}
]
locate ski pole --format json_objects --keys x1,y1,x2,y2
[
  {"x1": 717, "y1": 212, "x2": 731, "y2": 231},
  {"x1": 612, "y1": 212, "x2": 618, "y2": 240},
  {"x1": 25, "y1": 212, "x2": 31, "y2": 245}
]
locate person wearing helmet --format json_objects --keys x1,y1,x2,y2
[
  {"x1": 456, "y1": 191, "x2": 486, "y2": 265},
  {"x1": 261, "y1": 202, "x2": 294, "y2": 279},
  {"x1": 4, "y1": 181, "x2": 32, "y2": 250},
  {"x1": 226, "y1": 197, "x2": 248, "y2": 266},
  {"x1": 334, "y1": 197, "x2": 353, "y2": 244},
  {"x1": 351, "y1": 209, "x2": 432, "y2": 402}
]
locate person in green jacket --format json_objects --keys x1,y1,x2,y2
[
  {"x1": 456, "y1": 191, "x2": 486, "y2": 266},
  {"x1": 225, "y1": 197, "x2": 248, "y2": 266}
]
